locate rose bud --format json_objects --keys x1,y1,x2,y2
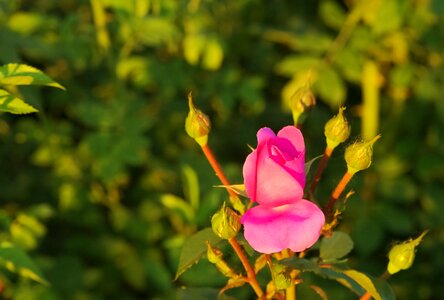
[
  {"x1": 344, "y1": 135, "x2": 381, "y2": 174},
  {"x1": 185, "y1": 92, "x2": 211, "y2": 146},
  {"x1": 387, "y1": 231, "x2": 427, "y2": 275},
  {"x1": 324, "y1": 107, "x2": 351, "y2": 150},
  {"x1": 211, "y1": 202, "x2": 241, "y2": 240}
]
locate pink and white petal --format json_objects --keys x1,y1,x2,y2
[
  {"x1": 277, "y1": 126, "x2": 305, "y2": 155},
  {"x1": 243, "y1": 149, "x2": 258, "y2": 201},
  {"x1": 256, "y1": 146, "x2": 303, "y2": 205},
  {"x1": 241, "y1": 200, "x2": 325, "y2": 254},
  {"x1": 257, "y1": 127, "x2": 276, "y2": 144}
]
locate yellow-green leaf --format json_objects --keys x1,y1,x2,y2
[
  {"x1": 0, "y1": 89, "x2": 38, "y2": 114},
  {"x1": 0, "y1": 242, "x2": 48, "y2": 285},
  {"x1": 0, "y1": 63, "x2": 65, "y2": 89},
  {"x1": 343, "y1": 270, "x2": 381, "y2": 300}
]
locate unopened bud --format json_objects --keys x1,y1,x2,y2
[
  {"x1": 272, "y1": 263, "x2": 292, "y2": 290},
  {"x1": 289, "y1": 86, "x2": 316, "y2": 125},
  {"x1": 211, "y1": 202, "x2": 241, "y2": 239},
  {"x1": 206, "y1": 242, "x2": 237, "y2": 278},
  {"x1": 387, "y1": 231, "x2": 427, "y2": 275},
  {"x1": 344, "y1": 135, "x2": 381, "y2": 174},
  {"x1": 324, "y1": 107, "x2": 351, "y2": 150},
  {"x1": 206, "y1": 241, "x2": 223, "y2": 264},
  {"x1": 185, "y1": 93, "x2": 211, "y2": 146}
]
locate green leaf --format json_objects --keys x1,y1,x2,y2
[
  {"x1": 0, "y1": 89, "x2": 38, "y2": 114},
  {"x1": 275, "y1": 56, "x2": 323, "y2": 76},
  {"x1": 316, "y1": 268, "x2": 395, "y2": 300},
  {"x1": 0, "y1": 242, "x2": 48, "y2": 285},
  {"x1": 175, "y1": 228, "x2": 222, "y2": 280},
  {"x1": 316, "y1": 267, "x2": 365, "y2": 295},
  {"x1": 182, "y1": 164, "x2": 200, "y2": 211},
  {"x1": 313, "y1": 67, "x2": 346, "y2": 108},
  {"x1": 0, "y1": 64, "x2": 65, "y2": 89},
  {"x1": 161, "y1": 194, "x2": 195, "y2": 223},
  {"x1": 319, "y1": 0, "x2": 346, "y2": 30},
  {"x1": 320, "y1": 231, "x2": 354, "y2": 261},
  {"x1": 177, "y1": 287, "x2": 236, "y2": 300},
  {"x1": 280, "y1": 257, "x2": 319, "y2": 272}
]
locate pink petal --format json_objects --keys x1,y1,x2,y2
[
  {"x1": 243, "y1": 148, "x2": 258, "y2": 201},
  {"x1": 277, "y1": 126, "x2": 305, "y2": 155},
  {"x1": 241, "y1": 200, "x2": 325, "y2": 254},
  {"x1": 255, "y1": 142, "x2": 304, "y2": 206},
  {"x1": 257, "y1": 127, "x2": 276, "y2": 144}
]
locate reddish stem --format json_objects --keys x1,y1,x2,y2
[
  {"x1": 229, "y1": 236, "x2": 264, "y2": 297},
  {"x1": 309, "y1": 147, "x2": 333, "y2": 197},
  {"x1": 324, "y1": 171, "x2": 354, "y2": 219},
  {"x1": 201, "y1": 144, "x2": 263, "y2": 297},
  {"x1": 201, "y1": 144, "x2": 237, "y2": 199}
]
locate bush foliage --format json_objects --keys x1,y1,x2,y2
[{"x1": 0, "y1": 0, "x2": 443, "y2": 299}]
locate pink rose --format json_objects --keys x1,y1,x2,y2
[
  {"x1": 243, "y1": 126, "x2": 306, "y2": 206},
  {"x1": 241, "y1": 200, "x2": 325, "y2": 253},
  {"x1": 241, "y1": 126, "x2": 325, "y2": 254}
]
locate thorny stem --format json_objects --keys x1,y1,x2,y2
[
  {"x1": 324, "y1": 170, "x2": 354, "y2": 220},
  {"x1": 201, "y1": 144, "x2": 263, "y2": 298},
  {"x1": 309, "y1": 147, "x2": 333, "y2": 197},
  {"x1": 229, "y1": 237, "x2": 264, "y2": 298}
]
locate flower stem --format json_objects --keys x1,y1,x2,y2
[
  {"x1": 201, "y1": 144, "x2": 263, "y2": 297},
  {"x1": 309, "y1": 147, "x2": 333, "y2": 197},
  {"x1": 286, "y1": 285, "x2": 295, "y2": 300},
  {"x1": 324, "y1": 170, "x2": 354, "y2": 219},
  {"x1": 229, "y1": 237, "x2": 264, "y2": 298},
  {"x1": 201, "y1": 144, "x2": 237, "y2": 199}
]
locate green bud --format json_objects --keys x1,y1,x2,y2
[
  {"x1": 211, "y1": 202, "x2": 241, "y2": 240},
  {"x1": 289, "y1": 86, "x2": 316, "y2": 125},
  {"x1": 272, "y1": 263, "x2": 292, "y2": 290},
  {"x1": 324, "y1": 107, "x2": 351, "y2": 150},
  {"x1": 387, "y1": 231, "x2": 427, "y2": 275},
  {"x1": 206, "y1": 242, "x2": 238, "y2": 278},
  {"x1": 185, "y1": 92, "x2": 211, "y2": 146},
  {"x1": 206, "y1": 241, "x2": 223, "y2": 264},
  {"x1": 344, "y1": 135, "x2": 381, "y2": 174}
]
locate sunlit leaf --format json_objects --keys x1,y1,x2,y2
[
  {"x1": 0, "y1": 64, "x2": 64, "y2": 89},
  {"x1": 275, "y1": 56, "x2": 322, "y2": 77},
  {"x1": 0, "y1": 242, "x2": 48, "y2": 285},
  {"x1": 319, "y1": 0, "x2": 346, "y2": 30},
  {"x1": 320, "y1": 231, "x2": 354, "y2": 261},
  {"x1": 183, "y1": 34, "x2": 206, "y2": 66},
  {"x1": 343, "y1": 270, "x2": 395, "y2": 300},
  {"x1": 203, "y1": 38, "x2": 224, "y2": 70},
  {"x1": 175, "y1": 228, "x2": 222, "y2": 280},
  {"x1": 313, "y1": 66, "x2": 346, "y2": 108},
  {"x1": 161, "y1": 194, "x2": 195, "y2": 223},
  {"x1": 214, "y1": 184, "x2": 247, "y2": 198},
  {"x1": 0, "y1": 89, "x2": 38, "y2": 114},
  {"x1": 182, "y1": 164, "x2": 200, "y2": 211}
]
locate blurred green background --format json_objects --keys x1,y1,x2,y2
[{"x1": 0, "y1": 0, "x2": 443, "y2": 299}]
